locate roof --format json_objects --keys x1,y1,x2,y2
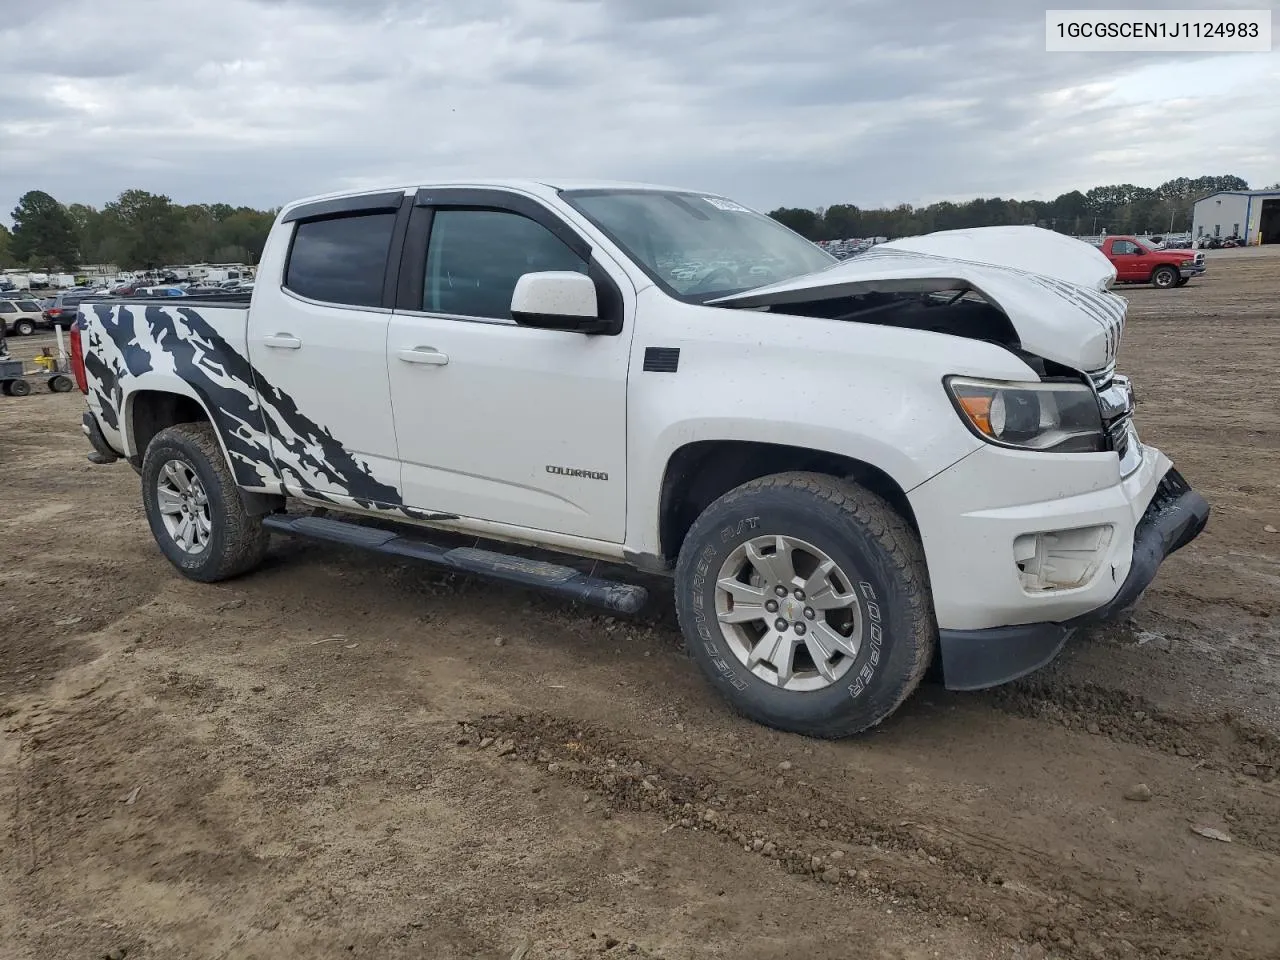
[
  {"x1": 1193, "y1": 189, "x2": 1280, "y2": 205},
  {"x1": 277, "y1": 177, "x2": 721, "y2": 216}
]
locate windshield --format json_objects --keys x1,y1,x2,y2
[{"x1": 562, "y1": 189, "x2": 835, "y2": 301}]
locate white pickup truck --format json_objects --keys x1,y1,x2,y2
[{"x1": 71, "y1": 179, "x2": 1209, "y2": 738}]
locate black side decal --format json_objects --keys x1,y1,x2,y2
[{"x1": 165, "y1": 306, "x2": 404, "y2": 507}]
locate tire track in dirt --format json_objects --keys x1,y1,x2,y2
[{"x1": 473, "y1": 711, "x2": 1264, "y2": 960}]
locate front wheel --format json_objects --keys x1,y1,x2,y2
[
  {"x1": 673, "y1": 472, "x2": 937, "y2": 738},
  {"x1": 1152, "y1": 266, "x2": 1178, "y2": 289},
  {"x1": 141, "y1": 422, "x2": 268, "y2": 582}
]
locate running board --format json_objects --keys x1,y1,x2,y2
[{"x1": 262, "y1": 514, "x2": 649, "y2": 615}]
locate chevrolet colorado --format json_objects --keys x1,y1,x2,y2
[{"x1": 72, "y1": 180, "x2": 1209, "y2": 737}]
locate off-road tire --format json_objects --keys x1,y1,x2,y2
[
  {"x1": 141, "y1": 422, "x2": 268, "y2": 582},
  {"x1": 673, "y1": 472, "x2": 937, "y2": 738},
  {"x1": 7, "y1": 379, "x2": 31, "y2": 397},
  {"x1": 1152, "y1": 265, "x2": 1178, "y2": 289}
]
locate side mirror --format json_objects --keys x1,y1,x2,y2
[{"x1": 510, "y1": 271, "x2": 605, "y2": 333}]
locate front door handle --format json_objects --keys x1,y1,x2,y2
[
  {"x1": 264, "y1": 334, "x2": 302, "y2": 350},
  {"x1": 397, "y1": 347, "x2": 449, "y2": 366}
]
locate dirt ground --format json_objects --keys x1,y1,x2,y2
[{"x1": 2, "y1": 249, "x2": 1278, "y2": 960}]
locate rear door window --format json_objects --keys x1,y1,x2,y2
[{"x1": 285, "y1": 212, "x2": 397, "y2": 308}]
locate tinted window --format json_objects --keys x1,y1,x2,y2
[
  {"x1": 424, "y1": 209, "x2": 586, "y2": 320},
  {"x1": 0, "y1": 303, "x2": 14, "y2": 313},
  {"x1": 1112, "y1": 241, "x2": 1139, "y2": 255},
  {"x1": 17, "y1": 301, "x2": 39, "y2": 311},
  {"x1": 286, "y1": 212, "x2": 396, "y2": 307}
]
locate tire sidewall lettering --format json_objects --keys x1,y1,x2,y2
[{"x1": 847, "y1": 580, "x2": 882, "y2": 701}]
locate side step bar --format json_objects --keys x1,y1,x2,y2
[{"x1": 262, "y1": 514, "x2": 649, "y2": 615}]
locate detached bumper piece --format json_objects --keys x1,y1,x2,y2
[
  {"x1": 939, "y1": 468, "x2": 1210, "y2": 691},
  {"x1": 263, "y1": 513, "x2": 649, "y2": 615},
  {"x1": 82, "y1": 412, "x2": 120, "y2": 464}
]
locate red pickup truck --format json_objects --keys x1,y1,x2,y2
[{"x1": 1093, "y1": 236, "x2": 1206, "y2": 289}]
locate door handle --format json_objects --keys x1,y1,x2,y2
[
  {"x1": 397, "y1": 347, "x2": 449, "y2": 366},
  {"x1": 264, "y1": 334, "x2": 302, "y2": 350}
]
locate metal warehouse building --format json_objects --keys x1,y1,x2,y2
[{"x1": 1192, "y1": 190, "x2": 1280, "y2": 245}]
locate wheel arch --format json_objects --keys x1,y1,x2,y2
[
  {"x1": 123, "y1": 382, "x2": 215, "y2": 459},
  {"x1": 653, "y1": 439, "x2": 921, "y2": 569}
]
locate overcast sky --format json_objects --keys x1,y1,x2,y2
[{"x1": 1, "y1": 0, "x2": 1277, "y2": 222}]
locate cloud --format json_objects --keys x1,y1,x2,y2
[{"x1": 1, "y1": 0, "x2": 1276, "y2": 224}]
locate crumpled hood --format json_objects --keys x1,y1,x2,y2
[{"x1": 713, "y1": 225, "x2": 1127, "y2": 374}]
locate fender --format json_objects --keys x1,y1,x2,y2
[
  {"x1": 622, "y1": 294, "x2": 1037, "y2": 558},
  {"x1": 119, "y1": 377, "x2": 285, "y2": 495}
]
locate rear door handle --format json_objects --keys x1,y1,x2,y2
[
  {"x1": 264, "y1": 334, "x2": 302, "y2": 350},
  {"x1": 397, "y1": 347, "x2": 449, "y2": 366}
]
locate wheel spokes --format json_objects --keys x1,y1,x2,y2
[
  {"x1": 747, "y1": 629, "x2": 798, "y2": 685},
  {"x1": 716, "y1": 578, "x2": 768, "y2": 624},
  {"x1": 164, "y1": 462, "x2": 191, "y2": 493},
  {"x1": 804, "y1": 559, "x2": 858, "y2": 610},
  {"x1": 808, "y1": 620, "x2": 860, "y2": 662},
  {"x1": 176, "y1": 515, "x2": 193, "y2": 550},
  {"x1": 157, "y1": 487, "x2": 184, "y2": 515},
  {"x1": 744, "y1": 536, "x2": 798, "y2": 588}
]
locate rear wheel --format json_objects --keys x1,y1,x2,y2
[
  {"x1": 14, "y1": 319, "x2": 35, "y2": 336},
  {"x1": 673, "y1": 472, "x2": 936, "y2": 738},
  {"x1": 141, "y1": 422, "x2": 268, "y2": 582},
  {"x1": 7, "y1": 379, "x2": 31, "y2": 397},
  {"x1": 48, "y1": 374, "x2": 73, "y2": 393},
  {"x1": 1152, "y1": 265, "x2": 1178, "y2": 289}
]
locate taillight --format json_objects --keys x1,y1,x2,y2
[{"x1": 70, "y1": 324, "x2": 88, "y2": 394}]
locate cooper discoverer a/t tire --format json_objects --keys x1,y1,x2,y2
[{"x1": 673, "y1": 472, "x2": 937, "y2": 738}]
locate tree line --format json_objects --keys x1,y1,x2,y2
[
  {"x1": 767, "y1": 174, "x2": 1267, "y2": 242},
  {"x1": 2, "y1": 174, "x2": 1275, "y2": 271},
  {"x1": 1, "y1": 189, "x2": 277, "y2": 272}
]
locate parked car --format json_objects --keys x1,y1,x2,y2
[
  {"x1": 0, "y1": 297, "x2": 45, "y2": 336},
  {"x1": 72, "y1": 180, "x2": 1208, "y2": 739},
  {"x1": 42, "y1": 292, "x2": 89, "y2": 329},
  {"x1": 1092, "y1": 235, "x2": 1205, "y2": 288}
]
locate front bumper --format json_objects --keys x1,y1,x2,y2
[
  {"x1": 937, "y1": 468, "x2": 1208, "y2": 690},
  {"x1": 1180, "y1": 265, "x2": 1206, "y2": 278}
]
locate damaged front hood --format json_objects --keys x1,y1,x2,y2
[{"x1": 714, "y1": 226, "x2": 1126, "y2": 373}]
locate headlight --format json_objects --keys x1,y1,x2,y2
[
  {"x1": 945, "y1": 377, "x2": 1105, "y2": 453},
  {"x1": 1180, "y1": 259, "x2": 1195, "y2": 267}
]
